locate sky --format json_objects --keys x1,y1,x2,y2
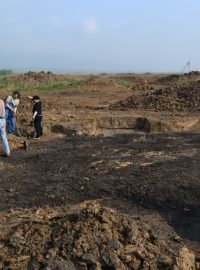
[{"x1": 0, "y1": 0, "x2": 200, "y2": 73}]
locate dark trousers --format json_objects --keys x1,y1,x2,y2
[{"x1": 34, "y1": 116, "x2": 43, "y2": 138}]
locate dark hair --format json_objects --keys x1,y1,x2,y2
[
  {"x1": 32, "y1": 95, "x2": 40, "y2": 100},
  {"x1": 13, "y1": 91, "x2": 20, "y2": 98}
]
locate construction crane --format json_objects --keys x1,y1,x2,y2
[{"x1": 180, "y1": 61, "x2": 191, "y2": 73}]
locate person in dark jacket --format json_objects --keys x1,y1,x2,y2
[{"x1": 31, "y1": 95, "x2": 43, "y2": 139}]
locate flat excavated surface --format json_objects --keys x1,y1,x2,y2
[{"x1": 1, "y1": 132, "x2": 200, "y2": 254}]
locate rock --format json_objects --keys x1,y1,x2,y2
[
  {"x1": 121, "y1": 255, "x2": 133, "y2": 263},
  {"x1": 107, "y1": 239, "x2": 121, "y2": 250},
  {"x1": 82, "y1": 252, "x2": 99, "y2": 265},
  {"x1": 6, "y1": 188, "x2": 15, "y2": 193},
  {"x1": 128, "y1": 256, "x2": 142, "y2": 270},
  {"x1": 142, "y1": 260, "x2": 150, "y2": 269},
  {"x1": 176, "y1": 247, "x2": 196, "y2": 270},
  {"x1": 158, "y1": 255, "x2": 174, "y2": 267},
  {"x1": 124, "y1": 244, "x2": 137, "y2": 254},
  {"x1": 46, "y1": 248, "x2": 58, "y2": 259},
  {"x1": 196, "y1": 262, "x2": 200, "y2": 270},
  {"x1": 174, "y1": 265, "x2": 180, "y2": 270},
  {"x1": 173, "y1": 235, "x2": 181, "y2": 243},
  {"x1": 45, "y1": 257, "x2": 76, "y2": 270},
  {"x1": 100, "y1": 248, "x2": 126, "y2": 269}
]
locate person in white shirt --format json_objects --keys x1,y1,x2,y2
[{"x1": 5, "y1": 91, "x2": 20, "y2": 134}]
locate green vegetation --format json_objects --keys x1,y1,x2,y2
[
  {"x1": 118, "y1": 80, "x2": 130, "y2": 88},
  {"x1": 0, "y1": 69, "x2": 13, "y2": 76},
  {"x1": 36, "y1": 80, "x2": 85, "y2": 91},
  {"x1": 0, "y1": 77, "x2": 86, "y2": 95}
]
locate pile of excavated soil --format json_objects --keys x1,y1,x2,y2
[
  {"x1": 111, "y1": 75, "x2": 142, "y2": 83},
  {"x1": 155, "y1": 72, "x2": 200, "y2": 86},
  {"x1": 111, "y1": 85, "x2": 200, "y2": 112},
  {"x1": 0, "y1": 202, "x2": 197, "y2": 270},
  {"x1": 110, "y1": 75, "x2": 154, "y2": 91},
  {"x1": 155, "y1": 74, "x2": 184, "y2": 85},
  {"x1": 15, "y1": 71, "x2": 65, "y2": 86}
]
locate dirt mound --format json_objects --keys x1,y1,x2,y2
[
  {"x1": 155, "y1": 74, "x2": 183, "y2": 85},
  {"x1": 0, "y1": 202, "x2": 197, "y2": 270},
  {"x1": 15, "y1": 71, "x2": 64, "y2": 86},
  {"x1": 156, "y1": 72, "x2": 200, "y2": 86},
  {"x1": 188, "y1": 71, "x2": 200, "y2": 76},
  {"x1": 110, "y1": 75, "x2": 153, "y2": 91},
  {"x1": 111, "y1": 85, "x2": 200, "y2": 112}
]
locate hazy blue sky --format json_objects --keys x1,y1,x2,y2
[{"x1": 0, "y1": 0, "x2": 200, "y2": 73}]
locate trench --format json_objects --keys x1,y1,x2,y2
[{"x1": 49, "y1": 114, "x2": 200, "y2": 136}]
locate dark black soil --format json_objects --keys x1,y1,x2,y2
[{"x1": 1, "y1": 132, "x2": 200, "y2": 255}]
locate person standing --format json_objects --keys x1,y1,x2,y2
[
  {"x1": 5, "y1": 91, "x2": 20, "y2": 134},
  {"x1": 32, "y1": 96, "x2": 43, "y2": 139},
  {"x1": 0, "y1": 99, "x2": 10, "y2": 156}
]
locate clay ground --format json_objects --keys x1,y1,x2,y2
[{"x1": 0, "y1": 72, "x2": 200, "y2": 269}]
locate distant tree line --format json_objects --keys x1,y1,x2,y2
[{"x1": 0, "y1": 69, "x2": 13, "y2": 75}]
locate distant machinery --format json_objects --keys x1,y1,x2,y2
[{"x1": 180, "y1": 61, "x2": 191, "y2": 73}]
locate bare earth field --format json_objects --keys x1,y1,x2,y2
[{"x1": 0, "y1": 72, "x2": 200, "y2": 269}]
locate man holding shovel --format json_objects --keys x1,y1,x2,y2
[
  {"x1": 0, "y1": 98, "x2": 10, "y2": 156},
  {"x1": 5, "y1": 91, "x2": 20, "y2": 134}
]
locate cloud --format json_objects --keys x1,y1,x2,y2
[{"x1": 83, "y1": 18, "x2": 97, "y2": 34}]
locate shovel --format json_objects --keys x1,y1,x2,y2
[
  {"x1": 8, "y1": 137, "x2": 28, "y2": 150},
  {"x1": 7, "y1": 115, "x2": 28, "y2": 150},
  {"x1": 15, "y1": 116, "x2": 28, "y2": 149}
]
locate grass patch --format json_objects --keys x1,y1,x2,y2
[
  {"x1": 36, "y1": 80, "x2": 85, "y2": 91},
  {"x1": 0, "y1": 77, "x2": 86, "y2": 95},
  {"x1": 118, "y1": 80, "x2": 130, "y2": 88}
]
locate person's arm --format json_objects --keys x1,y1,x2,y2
[
  {"x1": 33, "y1": 103, "x2": 38, "y2": 119},
  {"x1": 13, "y1": 107, "x2": 17, "y2": 115},
  {"x1": 6, "y1": 97, "x2": 14, "y2": 111},
  {"x1": 33, "y1": 111, "x2": 38, "y2": 119},
  {"x1": 11, "y1": 103, "x2": 19, "y2": 115},
  {"x1": 6, "y1": 103, "x2": 13, "y2": 111},
  {"x1": 6, "y1": 97, "x2": 19, "y2": 114}
]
